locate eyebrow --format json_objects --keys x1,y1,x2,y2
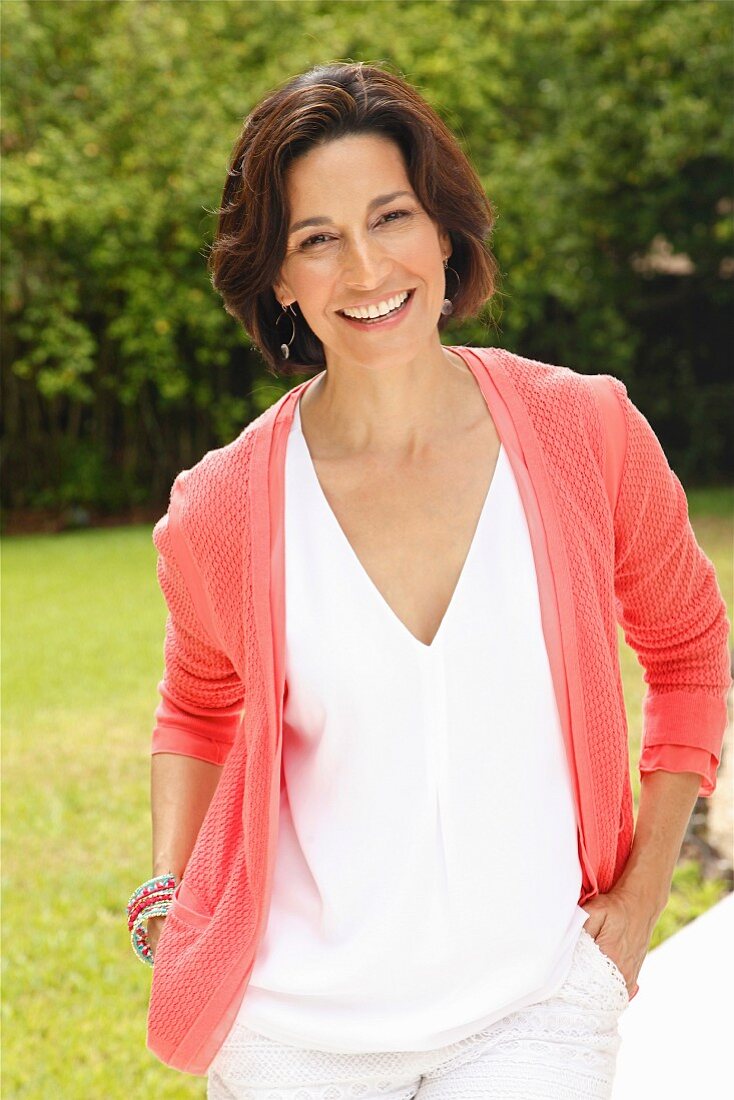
[{"x1": 288, "y1": 190, "x2": 415, "y2": 235}]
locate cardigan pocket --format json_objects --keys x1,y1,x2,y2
[{"x1": 167, "y1": 878, "x2": 213, "y2": 930}]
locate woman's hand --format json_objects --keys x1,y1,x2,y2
[
  {"x1": 146, "y1": 913, "x2": 167, "y2": 961},
  {"x1": 580, "y1": 886, "x2": 660, "y2": 999}
]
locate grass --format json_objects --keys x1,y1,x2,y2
[
  {"x1": 2, "y1": 525, "x2": 200, "y2": 1098},
  {"x1": 2, "y1": 487, "x2": 732, "y2": 1097}
]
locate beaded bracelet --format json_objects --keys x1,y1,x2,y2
[
  {"x1": 126, "y1": 876, "x2": 176, "y2": 930},
  {"x1": 127, "y1": 882, "x2": 178, "y2": 929},
  {"x1": 127, "y1": 873, "x2": 177, "y2": 967}
]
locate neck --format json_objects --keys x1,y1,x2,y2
[{"x1": 299, "y1": 343, "x2": 476, "y2": 459}]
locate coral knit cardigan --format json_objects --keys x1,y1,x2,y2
[{"x1": 145, "y1": 345, "x2": 731, "y2": 1077}]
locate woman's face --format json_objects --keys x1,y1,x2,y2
[{"x1": 273, "y1": 133, "x2": 452, "y2": 365}]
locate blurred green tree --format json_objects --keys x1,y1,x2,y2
[{"x1": 2, "y1": 0, "x2": 731, "y2": 513}]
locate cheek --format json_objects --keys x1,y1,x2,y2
[
  {"x1": 403, "y1": 230, "x2": 445, "y2": 272},
  {"x1": 290, "y1": 269, "x2": 334, "y2": 308}
]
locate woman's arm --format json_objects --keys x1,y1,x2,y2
[
  {"x1": 150, "y1": 477, "x2": 246, "y2": 764},
  {"x1": 609, "y1": 376, "x2": 732, "y2": 796},
  {"x1": 147, "y1": 753, "x2": 223, "y2": 958},
  {"x1": 613, "y1": 769, "x2": 702, "y2": 916},
  {"x1": 582, "y1": 380, "x2": 732, "y2": 998},
  {"x1": 145, "y1": 476, "x2": 246, "y2": 955},
  {"x1": 151, "y1": 752, "x2": 223, "y2": 881},
  {"x1": 582, "y1": 769, "x2": 702, "y2": 999}
]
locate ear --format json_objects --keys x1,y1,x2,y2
[
  {"x1": 272, "y1": 276, "x2": 294, "y2": 309},
  {"x1": 439, "y1": 227, "x2": 452, "y2": 262}
]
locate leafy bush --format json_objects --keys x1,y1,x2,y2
[{"x1": 2, "y1": 0, "x2": 732, "y2": 510}]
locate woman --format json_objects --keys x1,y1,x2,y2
[{"x1": 131, "y1": 63, "x2": 731, "y2": 1099}]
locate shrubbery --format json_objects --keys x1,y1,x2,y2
[{"x1": 3, "y1": 0, "x2": 732, "y2": 512}]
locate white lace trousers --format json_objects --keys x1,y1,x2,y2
[{"x1": 207, "y1": 928, "x2": 630, "y2": 1100}]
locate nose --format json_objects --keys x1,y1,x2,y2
[{"x1": 341, "y1": 234, "x2": 393, "y2": 289}]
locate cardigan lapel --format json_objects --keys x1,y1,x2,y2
[
  {"x1": 245, "y1": 373, "x2": 324, "y2": 836},
  {"x1": 246, "y1": 349, "x2": 600, "y2": 906},
  {"x1": 269, "y1": 372, "x2": 326, "y2": 741},
  {"x1": 246, "y1": 378, "x2": 322, "y2": 734},
  {"x1": 455, "y1": 347, "x2": 600, "y2": 903}
]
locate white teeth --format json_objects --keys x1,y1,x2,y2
[{"x1": 342, "y1": 290, "x2": 410, "y2": 320}]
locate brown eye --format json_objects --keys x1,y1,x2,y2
[
  {"x1": 382, "y1": 210, "x2": 411, "y2": 224},
  {"x1": 300, "y1": 233, "x2": 331, "y2": 250},
  {"x1": 299, "y1": 210, "x2": 412, "y2": 251}
]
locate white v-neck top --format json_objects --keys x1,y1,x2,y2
[{"x1": 233, "y1": 393, "x2": 590, "y2": 1052}]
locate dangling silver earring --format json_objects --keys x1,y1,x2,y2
[
  {"x1": 441, "y1": 258, "x2": 460, "y2": 316},
  {"x1": 276, "y1": 301, "x2": 297, "y2": 359}
]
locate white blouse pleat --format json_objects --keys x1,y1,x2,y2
[{"x1": 233, "y1": 393, "x2": 589, "y2": 1053}]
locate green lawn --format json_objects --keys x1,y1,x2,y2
[{"x1": 2, "y1": 488, "x2": 732, "y2": 1097}]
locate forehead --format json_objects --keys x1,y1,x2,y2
[{"x1": 286, "y1": 134, "x2": 411, "y2": 210}]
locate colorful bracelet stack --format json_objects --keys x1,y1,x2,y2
[{"x1": 126, "y1": 873, "x2": 178, "y2": 966}]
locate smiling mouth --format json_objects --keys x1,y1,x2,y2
[{"x1": 338, "y1": 288, "x2": 415, "y2": 323}]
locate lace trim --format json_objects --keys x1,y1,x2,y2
[{"x1": 207, "y1": 930, "x2": 627, "y2": 1098}]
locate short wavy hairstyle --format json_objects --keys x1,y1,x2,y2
[{"x1": 207, "y1": 60, "x2": 501, "y2": 377}]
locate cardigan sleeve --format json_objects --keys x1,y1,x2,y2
[
  {"x1": 150, "y1": 474, "x2": 245, "y2": 766},
  {"x1": 608, "y1": 378, "x2": 732, "y2": 798}
]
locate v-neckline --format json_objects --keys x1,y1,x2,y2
[{"x1": 292, "y1": 353, "x2": 505, "y2": 652}]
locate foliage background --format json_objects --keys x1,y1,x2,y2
[{"x1": 2, "y1": 0, "x2": 732, "y2": 517}]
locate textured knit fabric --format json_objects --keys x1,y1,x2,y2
[
  {"x1": 146, "y1": 346, "x2": 731, "y2": 1076},
  {"x1": 206, "y1": 928, "x2": 629, "y2": 1100},
  {"x1": 232, "y1": 400, "x2": 589, "y2": 1051}
]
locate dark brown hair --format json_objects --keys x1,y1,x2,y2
[{"x1": 207, "y1": 60, "x2": 501, "y2": 376}]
